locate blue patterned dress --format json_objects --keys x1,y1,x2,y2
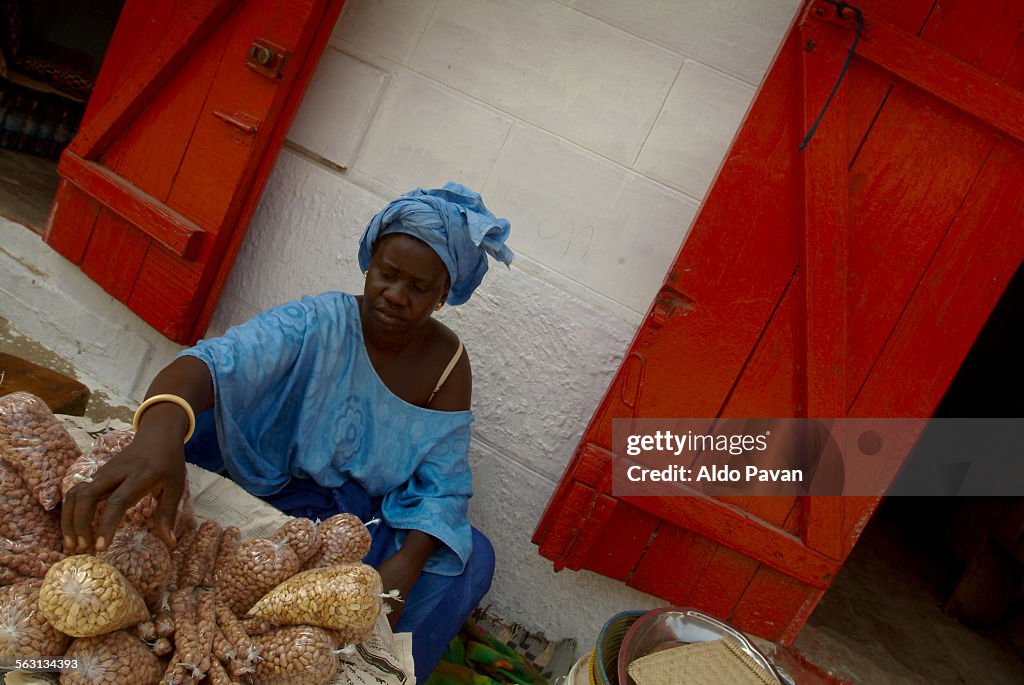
[{"x1": 180, "y1": 291, "x2": 475, "y2": 575}]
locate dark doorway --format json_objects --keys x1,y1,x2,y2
[{"x1": 0, "y1": 0, "x2": 123, "y2": 231}]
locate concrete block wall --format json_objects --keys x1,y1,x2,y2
[{"x1": 0, "y1": 0, "x2": 802, "y2": 650}]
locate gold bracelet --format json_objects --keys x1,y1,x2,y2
[{"x1": 132, "y1": 394, "x2": 196, "y2": 443}]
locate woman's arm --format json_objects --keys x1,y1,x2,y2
[
  {"x1": 376, "y1": 530, "x2": 442, "y2": 625},
  {"x1": 61, "y1": 356, "x2": 214, "y2": 554}
]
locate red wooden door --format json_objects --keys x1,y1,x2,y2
[
  {"x1": 535, "y1": 0, "x2": 1024, "y2": 643},
  {"x1": 44, "y1": 0, "x2": 346, "y2": 344}
]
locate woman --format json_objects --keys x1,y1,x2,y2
[{"x1": 60, "y1": 182, "x2": 514, "y2": 682}]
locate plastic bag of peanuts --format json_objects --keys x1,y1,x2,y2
[
  {"x1": 99, "y1": 527, "x2": 172, "y2": 611},
  {"x1": 38, "y1": 555, "x2": 149, "y2": 637},
  {"x1": 247, "y1": 562, "x2": 383, "y2": 641},
  {"x1": 304, "y1": 513, "x2": 372, "y2": 568},
  {"x1": 217, "y1": 538, "x2": 300, "y2": 616},
  {"x1": 0, "y1": 536, "x2": 64, "y2": 586},
  {"x1": 0, "y1": 460, "x2": 61, "y2": 552},
  {"x1": 0, "y1": 578, "x2": 71, "y2": 660},
  {"x1": 61, "y1": 629, "x2": 163, "y2": 685},
  {"x1": 250, "y1": 625, "x2": 339, "y2": 685},
  {"x1": 0, "y1": 392, "x2": 83, "y2": 510}
]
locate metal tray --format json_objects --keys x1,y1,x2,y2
[{"x1": 616, "y1": 608, "x2": 785, "y2": 685}]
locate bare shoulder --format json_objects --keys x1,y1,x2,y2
[{"x1": 427, "y1": 319, "x2": 472, "y2": 411}]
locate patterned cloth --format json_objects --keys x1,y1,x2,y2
[
  {"x1": 357, "y1": 182, "x2": 514, "y2": 306},
  {"x1": 426, "y1": 619, "x2": 550, "y2": 685},
  {"x1": 180, "y1": 291, "x2": 475, "y2": 575}
]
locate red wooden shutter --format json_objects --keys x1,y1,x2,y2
[
  {"x1": 535, "y1": 0, "x2": 1024, "y2": 643},
  {"x1": 45, "y1": 0, "x2": 346, "y2": 344}
]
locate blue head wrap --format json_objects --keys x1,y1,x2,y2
[{"x1": 357, "y1": 182, "x2": 514, "y2": 305}]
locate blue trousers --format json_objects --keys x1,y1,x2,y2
[{"x1": 185, "y1": 410, "x2": 495, "y2": 683}]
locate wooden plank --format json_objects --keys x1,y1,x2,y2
[
  {"x1": 683, "y1": 545, "x2": 760, "y2": 620},
  {"x1": 854, "y1": 0, "x2": 937, "y2": 33},
  {"x1": 853, "y1": 141, "x2": 1024, "y2": 417},
  {"x1": 799, "y1": 18, "x2": 849, "y2": 419},
  {"x1": 731, "y1": 566, "x2": 821, "y2": 643},
  {"x1": 70, "y1": 0, "x2": 243, "y2": 160},
  {"x1": 128, "y1": 244, "x2": 204, "y2": 341},
  {"x1": 717, "y1": 274, "x2": 801, "y2": 528},
  {"x1": 811, "y1": 0, "x2": 1024, "y2": 145},
  {"x1": 79, "y1": 211, "x2": 151, "y2": 303},
  {"x1": 579, "y1": 501, "x2": 659, "y2": 581},
  {"x1": 917, "y1": 0, "x2": 1024, "y2": 86},
  {"x1": 844, "y1": 83, "x2": 994, "y2": 409},
  {"x1": 105, "y1": 10, "x2": 231, "y2": 205},
  {"x1": 535, "y1": 482, "x2": 597, "y2": 571},
  {"x1": 59, "y1": 152, "x2": 207, "y2": 259},
  {"x1": 44, "y1": 181, "x2": 101, "y2": 265},
  {"x1": 190, "y1": 0, "x2": 348, "y2": 341},
  {"x1": 619, "y1": 492, "x2": 838, "y2": 589},
  {"x1": 167, "y1": 0, "x2": 316, "y2": 230},
  {"x1": 628, "y1": 525, "x2": 720, "y2": 604},
  {"x1": 0, "y1": 354, "x2": 90, "y2": 416},
  {"x1": 795, "y1": 11, "x2": 860, "y2": 564}
]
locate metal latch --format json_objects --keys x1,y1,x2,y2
[{"x1": 246, "y1": 39, "x2": 290, "y2": 80}]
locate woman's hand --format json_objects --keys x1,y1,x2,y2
[
  {"x1": 61, "y1": 356, "x2": 214, "y2": 554},
  {"x1": 61, "y1": 403, "x2": 189, "y2": 554},
  {"x1": 375, "y1": 531, "x2": 440, "y2": 626}
]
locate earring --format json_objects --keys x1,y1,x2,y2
[
  {"x1": 363, "y1": 271, "x2": 367, "y2": 279},
  {"x1": 435, "y1": 302, "x2": 444, "y2": 311}
]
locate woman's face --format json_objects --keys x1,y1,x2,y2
[{"x1": 363, "y1": 233, "x2": 450, "y2": 337}]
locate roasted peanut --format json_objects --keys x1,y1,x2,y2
[
  {"x1": 306, "y1": 513, "x2": 372, "y2": 568},
  {"x1": 217, "y1": 539, "x2": 299, "y2": 616},
  {"x1": 62, "y1": 630, "x2": 163, "y2": 685},
  {"x1": 101, "y1": 527, "x2": 172, "y2": 611},
  {"x1": 0, "y1": 461, "x2": 61, "y2": 552},
  {"x1": 250, "y1": 625, "x2": 338, "y2": 685},
  {"x1": 180, "y1": 519, "x2": 222, "y2": 588},
  {"x1": 211, "y1": 526, "x2": 241, "y2": 586},
  {"x1": 271, "y1": 518, "x2": 319, "y2": 564},
  {"x1": 0, "y1": 578, "x2": 70, "y2": 659},
  {"x1": 0, "y1": 392, "x2": 83, "y2": 510},
  {"x1": 247, "y1": 563, "x2": 382, "y2": 641},
  {"x1": 38, "y1": 555, "x2": 149, "y2": 637}
]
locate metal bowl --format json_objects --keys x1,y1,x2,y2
[{"x1": 616, "y1": 608, "x2": 785, "y2": 685}]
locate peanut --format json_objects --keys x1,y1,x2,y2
[
  {"x1": 180, "y1": 520, "x2": 221, "y2": 588},
  {"x1": 211, "y1": 526, "x2": 241, "y2": 586},
  {"x1": 152, "y1": 636, "x2": 173, "y2": 657},
  {"x1": 271, "y1": 518, "x2": 319, "y2": 564},
  {"x1": 0, "y1": 578, "x2": 70, "y2": 659},
  {"x1": 250, "y1": 625, "x2": 338, "y2": 685},
  {"x1": 62, "y1": 629, "x2": 163, "y2": 685},
  {"x1": 247, "y1": 563, "x2": 381, "y2": 641},
  {"x1": 38, "y1": 555, "x2": 149, "y2": 637},
  {"x1": 101, "y1": 527, "x2": 172, "y2": 611},
  {"x1": 0, "y1": 392, "x2": 83, "y2": 510},
  {"x1": 0, "y1": 461, "x2": 61, "y2": 552},
  {"x1": 217, "y1": 539, "x2": 299, "y2": 616},
  {"x1": 305, "y1": 513, "x2": 371, "y2": 568}
]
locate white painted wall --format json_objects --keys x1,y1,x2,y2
[{"x1": 0, "y1": 0, "x2": 801, "y2": 652}]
